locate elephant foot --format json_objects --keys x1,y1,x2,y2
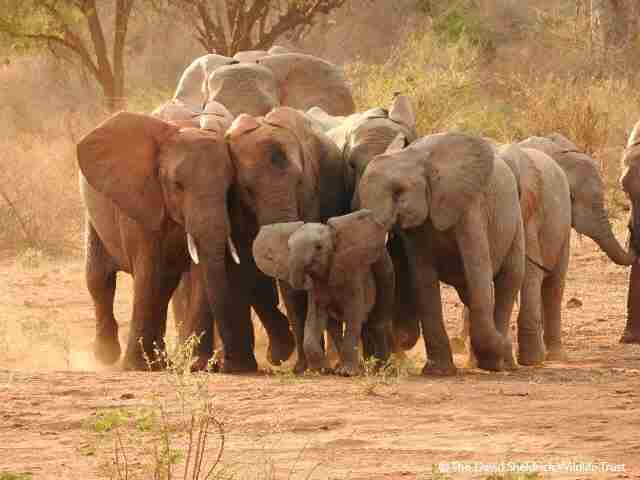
[
  {"x1": 94, "y1": 335, "x2": 121, "y2": 365},
  {"x1": 475, "y1": 352, "x2": 503, "y2": 372},
  {"x1": 335, "y1": 362, "x2": 362, "y2": 377},
  {"x1": 293, "y1": 358, "x2": 308, "y2": 375},
  {"x1": 450, "y1": 336, "x2": 468, "y2": 355},
  {"x1": 266, "y1": 330, "x2": 296, "y2": 366},
  {"x1": 394, "y1": 328, "x2": 419, "y2": 351},
  {"x1": 619, "y1": 328, "x2": 640, "y2": 344},
  {"x1": 220, "y1": 355, "x2": 258, "y2": 374},
  {"x1": 517, "y1": 334, "x2": 546, "y2": 366},
  {"x1": 545, "y1": 345, "x2": 568, "y2": 362},
  {"x1": 517, "y1": 348, "x2": 545, "y2": 366},
  {"x1": 190, "y1": 355, "x2": 215, "y2": 372},
  {"x1": 122, "y1": 352, "x2": 162, "y2": 371},
  {"x1": 421, "y1": 361, "x2": 457, "y2": 377}
]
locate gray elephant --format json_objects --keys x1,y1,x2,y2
[
  {"x1": 77, "y1": 109, "x2": 293, "y2": 372},
  {"x1": 455, "y1": 144, "x2": 573, "y2": 365},
  {"x1": 253, "y1": 210, "x2": 394, "y2": 375},
  {"x1": 519, "y1": 134, "x2": 635, "y2": 266},
  {"x1": 225, "y1": 107, "x2": 351, "y2": 373},
  {"x1": 358, "y1": 132, "x2": 525, "y2": 374},
  {"x1": 175, "y1": 52, "x2": 355, "y2": 118}
]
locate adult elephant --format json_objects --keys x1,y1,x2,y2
[
  {"x1": 358, "y1": 133, "x2": 525, "y2": 374},
  {"x1": 519, "y1": 134, "x2": 635, "y2": 267},
  {"x1": 619, "y1": 121, "x2": 640, "y2": 344},
  {"x1": 225, "y1": 107, "x2": 351, "y2": 373},
  {"x1": 77, "y1": 109, "x2": 288, "y2": 372},
  {"x1": 454, "y1": 144, "x2": 573, "y2": 365}
]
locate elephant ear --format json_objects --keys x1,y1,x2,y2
[
  {"x1": 199, "y1": 101, "x2": 233, "y2": 133},
  {"x1": 422, "y1": 133, "x2": 495, "y2": 231},
  {"x1": 499, "y1": 144, "x2": 543, "y2": 224},
  {"x1": 327, "y1": 209, "x2": 387, "y2": 287},
  {"x1": 77, "y1": 111, "x2": 179, "y2": 231},
  {"x1": 258, "y1": 53, "x2": 355, "y2": 115},
  {"x1": 253, "y1": 222, "x2": 304, "y2": 282},
  {"x1": 389, "y1": 94, "x2": 416, "y2": 130},
  {"x1": 226, "y1": 114, "x2": 262, "y2": 140}
]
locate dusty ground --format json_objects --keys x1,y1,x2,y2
[{"x1": 1, "y1": 229, "x2": 639, "y2": 479}]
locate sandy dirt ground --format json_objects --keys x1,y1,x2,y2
[{"x1": 1, "y1": 229, "x2": 639, "y2": 479}]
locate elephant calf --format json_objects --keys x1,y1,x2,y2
[{"x1": 252, "y1": 210, "x2": 395, "y2": 375}]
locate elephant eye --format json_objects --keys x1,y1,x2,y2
[{"x1": 174, "y1": 180, "x2": 185, "y2": 192}]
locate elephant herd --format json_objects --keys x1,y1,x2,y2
[{"x1": 76, "y1": 46, "x2": 639, "y2": 376}]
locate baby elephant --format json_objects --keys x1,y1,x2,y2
[{"x1": 253, "y1": 210, "x2": 395, "y2": 375}]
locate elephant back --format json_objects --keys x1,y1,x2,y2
[
  {"x1": 207, "y1": 64, "x2": 280, "y2": 118},
  {"x1": 233, "y1": 50, "x2": 270, "y2": 63},
  {"x1": 258, "y1": 53, "x2": 355, "y2": 116}
]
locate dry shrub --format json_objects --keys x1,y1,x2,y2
[{"x1": 347, "y1": 30, "x2": 513, "y2": 139}]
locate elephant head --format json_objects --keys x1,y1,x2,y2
[
  {"x1": 173, "y1": 54, "x2": 238, "y2": 110},
  {"x1": 252, "y1": 210, "x2": 387, "y2": 290},
  {"x1": 257, "y1": 53, "x2": 356, "y2": 115},
  {"x1": 206, "y1": 63, "x2": 280, "y2": 117},
  {"x1": 77, "y1": 111, "x2": 236, "y2": 331},
  {"x1": 341, "y1": 94, "x2": 418, "y2": 208},
  {"x1": 520, "y1": 134, "x2": 635, "y2": 265},
  {"x1": 358, "y1": 132, "x2": 495, "y2": 232},
  {"x1": 225, "y1": 107, "x2": 343, "y2": 228}
]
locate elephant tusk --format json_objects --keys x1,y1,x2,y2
[
  {"x1": 228, "y1": 237, "x2": 240, "y2": 264},
  {"x1": 385, "y1": 233, "x2": 389, "y2": 245},
  {"x1": 187, "y1": 233, "x2": 200, "y2": 265}
]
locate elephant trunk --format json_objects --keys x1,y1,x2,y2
[
  {"x1": 585, "y1": 203, "x2": 636, "y2": 266},
  {"x1": 288, "y1": 246, "x2": 312, "y2": 290},
  {"x1": 185, "y1": 209, "x2": 232, "y2": 358}
]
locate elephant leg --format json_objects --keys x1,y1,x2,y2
[
  {"x1": 542, "y1": 238, "x2": 569, "y2": 361},
  {"x1": 622, "y1": 260, "x2": 640, "y2": 344},
  {"x1": 366, "y1": 254, "x2": 395, "y2": 364},
  {"x1": 217, "y1": 256, "x2": 257, "y2": 373},
  {"x1": 86, "y1": 223, "x2": 121, "y2": 365},
  {"x1": 404, "y1": 231, "x2": 456, "y2": 376},
  {"x1": 493, "y1": 227, "x2": 525, "y2": 370},
  {"x1": 336, "y1": 299, "x2": 365, "y2": 377},
  {"x1": 122, "y1": 259, "x2": 181, "y2": 371},
  {"x1": 279, "y1": 282, "x2": 308, "y2": 374},
  {"x1": 457, "y1": 216, "x2": 505, "y2": 372},
  {"x1": 250, "y1": 274, "x2": 295, "y2": 365},
  {"x1": 389, "y1": 233, "x2": 420, "y2": 353},
  {"x1": 516, "y1": 262, "x2": 546, "y2": 366},
  {"x1": 302, "y1": 292, "x2": 330, "y2": 371}
]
